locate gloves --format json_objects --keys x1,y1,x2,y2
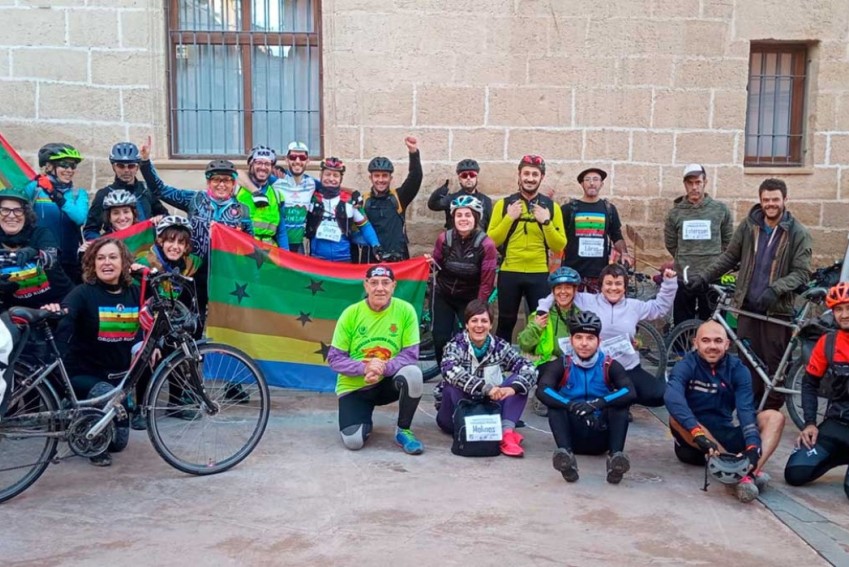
[
  {"x1": 568, "y1": 398, "x2": 605, "y2": 417},
  {"x1": 36, "y1": 174, "x2": 54, "y2": 193},
  {"x1": 692, "y1": 429, "x2": 718, "y2": 454},
  {"x1": 686, "y1": 274, "x2": 707, "y2": 293},
  {"x1": 372, "y1": 245, "x2": 384, "y2": 261},
  {"x1": 744, "y1": 445, "x2": 762, "y2": 469},
  {"x1": 15, "y1": 247, "x2": 39, "y2": 267},
  {"x1": 49, "y1": 189, "x2": 66, "y2": 208},
  {"x1": 754, "y1": 288, "x2": 779, "y2": 312}
]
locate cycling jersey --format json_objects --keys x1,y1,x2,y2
[
  {"x1": 804, "y1": 329, "x2": 849, "y2": 423},
  {"x1": 517, "y1": 304, "x2": 580, "y2": 366},
  {"x1": 235, "y1": 181, "x2": 286, "y2": 247},
  {"x1": 488, "y1": 193, "x2": 566, "y2": 273},
  {"x1": 25, "y1": 176, "x2": 89, "y2": 263},
  {"x1": 0, "y1": 225, "x2": 73, "y2": 308},
  {"x1": 306, "y1": 187, "x2": 379, "y2": 262},
  {"x1": 139, "y1": 160, "x2": 253, "y2": 258},
  {"x1": 272, "y1": 172, "x2": 319, "y2": 251}
]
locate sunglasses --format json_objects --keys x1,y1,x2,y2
[
  {"x1": 458, "y1": 171, "x2": 478, "y2": 180},
  {"x1": 115, "y1": 163, "x2": 139, "y2": 170},
  {"x1": 54, "y1": 161, "x2": 77, "y2": 170},
  {"x1": 521, "y1": 154, "x2": 543, "y2": 165},
  {"x1": 287, "y1": 154, "x2": 308, "y2": 162},
  {"x1": 0, "y1": 206, "x2": 25, "y2": 218}
]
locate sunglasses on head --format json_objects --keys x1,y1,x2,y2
[
  {"x1": 521, "y1": 154, "x2": 543, "y2": 165},
  {"x1": 287, "y1": 154, "x2": 308, "y2": 162},
  {"x1": 458, "y1": 171, "x2": 477, "y2": 180},
  {"x1": 54, "y1": 161, "x2": 77, "y2": 170}
]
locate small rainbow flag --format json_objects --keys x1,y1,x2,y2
[
  {"x1": 108, "y1": 219, "x2": 156, "y2": 260},
  {"x1": 206, "y1": 223, "x2": 429, "y2": 392},
  {"x1": 0, "y1": 131, "x2": 35, "y2": 190}
]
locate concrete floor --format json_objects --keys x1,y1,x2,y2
[{"x1": 2, "y1": 387, "x2": 846, "y2": 566}]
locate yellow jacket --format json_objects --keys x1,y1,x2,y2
[{"x1": 488, "y1": 194, "x2": 567, "y2": 273}]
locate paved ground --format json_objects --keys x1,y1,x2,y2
[{"x1": 3, "y1": 386, "x2": 847, "y2": 566}]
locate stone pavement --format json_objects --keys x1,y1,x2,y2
[{"x1": 3, "y1": 387, "x2": 846, "y2": 566}]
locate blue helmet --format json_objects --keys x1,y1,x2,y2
[
  {"x1": 548, "y1": 267, "x2": 581, "y2": 288},
  {"x1": 109, "y1": 142, "x2": 141, "y2": 164}
]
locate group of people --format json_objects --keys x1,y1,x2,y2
[{"x1": 0, "y1": 138, "x2": 846, "y2": 503}]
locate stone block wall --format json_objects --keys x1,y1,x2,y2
[{"x1": 2, "y1": 0, "x2": 848, "y2": 266}]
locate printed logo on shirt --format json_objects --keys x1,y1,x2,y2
[
  {"x1": 1, "y1": 263, "x2": 50, "y2": 299},
  {"x1": 98, "y1": 304, "x2": 140, "y2": 343},
  {"x1": 574, "y1": 212, "x2": 606, "y2": 238},
  {"x1": 362, "y1": 345, "x2": 392, "y2": 361},
  {"x1": 389, "y1": 323, "x2": 398, "y2": 335}
]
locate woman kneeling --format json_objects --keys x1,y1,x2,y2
[{"x1": 437, "y1": 299, "x2": 538, "y2": 457}]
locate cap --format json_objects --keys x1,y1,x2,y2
[
  {"x1": 682, "y1": 163, "x2": 706, "y2": 178},
  {"x1": 366, "y1": 265, "x2": 395, "y2": 280},
  {"x1": 577, "y1": 167, "x2": 607, "y2": 183}
]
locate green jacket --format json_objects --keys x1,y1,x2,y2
[
  {"x1": 517, "y1": 304, "x2": 579, "y2": 366},
  {"x1": 701, "y1": 205, "x2": 812, "y2": 316},
  {"x1": 664, "y1": 195, "x2": 733, "y2": 274}
]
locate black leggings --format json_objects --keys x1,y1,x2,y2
[
  {"x1": 547, "y1": 406, "x2": 630, "y2": 455},
  {"x1": 496, "y1": 271, "x2": 549, "y2": 342},
  {"x1": 432, "y1": 291, "x2": 471, "y2": 368},
  {"x1": 785, "y1": 418, "x2": 849, "y2": 499},
  {"x1": 338, "y1": 367, "x2": 422, "y2": 431},
  {"x1": 626, "y1": 365, "x2": 666, "y2": 407}
]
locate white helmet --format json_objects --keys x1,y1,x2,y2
[
  {"x1": 156, "y1": 215, "x2": 192, "y2": 237},
  {"x1": 287, "y1": 141, "x2": 309, "y2": 155},
  {"x1": 103, "y1": 189, "x2": 137, "y2": 210}
]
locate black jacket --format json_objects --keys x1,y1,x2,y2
[
  {"x1": 84, "y1": 178, "x2": 168, "y2": 240},
  {"x1": 427, "y1": 183, "x2": 493, "y2": 231}
]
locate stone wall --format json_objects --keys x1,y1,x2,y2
[{"x1": 2, "y1": 0, "x2": 848, "y2": 265}]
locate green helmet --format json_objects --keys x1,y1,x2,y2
[
  {"x1": 0, "y1": 187, "x2": 30, "y2": 206},
  {"x1": 38, "y1": 143, "x2": 83, "y2": 167}
]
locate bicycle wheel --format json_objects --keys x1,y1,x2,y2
[
  {"x1": 0, "y1": 378, "x2": 60, "y2": 504},
  {"x1": 786, "y1": 362, "x2": 827, "y2": 430},
  {"x1": 635, "y1": 321, "x2": 667, "y2": 380},
  {"x1": 146, "y1": 343, "x2": 270, "y2": 475},
  {"x1": 664, "y1": 319, "x2": 702, "y2": 378}
]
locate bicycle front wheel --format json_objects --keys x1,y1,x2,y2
[
  {"x1": 635, "y1": 321, "x2": 667, "y2": 380},
  {"x1": 146, "y1": 343, "x2": 270, "y2": 475},
  {"x1": 0, "y1": 379, "x2": 60, "y2": 504},
  {"x1": 664, "y1": 319, "x2": 702, "y2": 378}
]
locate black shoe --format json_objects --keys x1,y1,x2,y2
[
  {"x1": 552, "y1": 448, "x2": 579, "y2": 483},
  {"x1": 90, "y1": 453, "x2": 112, "y2": 467},
  {"x1": 606, "y1": 451, "x2": 631, "y2": 485},
  {"x1": 224, "y1": 384, "x2": 250, "y2": 404},
  {"x1": 130, "y1": 412, "x2": 147, "y2": 431}
]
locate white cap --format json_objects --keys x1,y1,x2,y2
[
  {"x1": 287, "y1": 141, "x2": 309, "y2": 154},
  {"x1": 682, "y1": 163, "x2": 706, "y2": 178}
]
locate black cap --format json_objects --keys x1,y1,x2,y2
[
  {"x1": 577, "y1": 167, "x2": 608, "y2": 183},
  {"x1": 365, "y1": 265, "x2": 395, "y2": 280}
]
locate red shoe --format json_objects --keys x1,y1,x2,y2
[
  {"x1": 513, "y1": 430, "x2": 525, "y2": 445},
  {"x1": 500, "y1": 430, "x2": 524, "y2": 457}
]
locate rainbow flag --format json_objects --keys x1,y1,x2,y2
[
  {"x1": 109, "y1": 219, "x2": 156, "y2": 260},
  {"x1": 0, "y1": 131, "x2": 36, "y2": 190},
  {"x1": 206, "y1": 223, "x2": 429, "y2": 391}
]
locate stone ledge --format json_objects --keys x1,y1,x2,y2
[{"x1": 743, "y1": 166, "x2": 815, "y2": 175}]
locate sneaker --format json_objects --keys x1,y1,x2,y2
[
  {"x1": 552, "y1": 448, "x2": 579, "y2": 482},
  {"x1": 224, "y1": 384, "x2": 250, "y2": 404},
  {"x1": 90, "y1": 453, "x2": 112, "y2": 467},
  {"x1": 395, "y1": 428, "x2": 424, "y2": 455},
  {"x1": 130, "y1": 412, "x2": 147, "y2": 431},
  {"x1": 736, "y1": 475, "x2": 759, "y2": 503},
  {"x1": 500, "y1": 430, "x2": 524, "y2": 457},
  {"x1": 752, "y1": 470, "x2": 771, "y2": 491},
  {"x1": 606, "y1": 451, "x2": 631, "y2": 485}
]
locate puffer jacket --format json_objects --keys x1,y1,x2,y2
[{"x1": 440, "y1": 331, "x2": 537, "y2": 397}]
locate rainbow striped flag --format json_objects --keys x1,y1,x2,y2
[
  {"x1": 0, "y1": 131, "x2": 36, "y2": 190},
  {"x1": 206, "y1": 223, "x2": 429, "y2": 391},
  {"x1": 109, "y1": 219, "x2": 156, "y2": 260}
]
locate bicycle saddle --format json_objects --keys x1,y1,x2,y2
[{"x1": 8, "y1": 306, "x2": 63, "y2": 325}]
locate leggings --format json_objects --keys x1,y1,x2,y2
[
  {"x1": 784, "y1": 418, "x2": 849, "y2": 499},
  {"x1": 496, "y1": 271, "x2": 550, "y2": 342},
  {"x1": 626, "y1": 365, "x2": 666, "y2": 407},
  {"x1": 432, "y1": 291, "x2": 471, "y2": 369},
  {"x1": 547, "y1": 405, "x2": 630, "y2": 455},
  {"x1": 435, "y1": 375, "x2": 528, "y2": 434},
  {"x1": 338, "y1": 365, "x2": 423, "y2": 432}
]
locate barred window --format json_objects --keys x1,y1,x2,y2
[
  {"x1": 167, "y1": 0, "x2": 321, "y2": 158},
  {"x1": 744, "y1": 43, "x2": 808, "y2": 166}
]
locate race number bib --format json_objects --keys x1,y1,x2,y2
[
  {"x1": 601, "y1": 334, "x2": 636, "y2": 358},
  {"x1": 578, "y1": 237, "x2": 604, "y2": 257},
  {"x1": 682, "y1": 220, "x2": 711, "y2": 240},
  {"x1": 557, "y1": 336, "x2": 574, "y2": 356},
  {"x1": 316, "y1": 220, "x2": 343, "y2": 242},
  {"x1": 482, "y1": 365, "x2": 503, "y2": 387},
  {"x1": 465, "y1": 414, "x2": 503, "y2": 441}
]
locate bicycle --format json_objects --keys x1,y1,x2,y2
[
  {"x1": 663, "y1": 281, "x2": 829, "y2": 430},
  {"x1": 0, "y1": 270, "x2": 270, "y2": 504}
]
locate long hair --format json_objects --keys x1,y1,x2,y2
[{"x1": 81, "y1": 237, "x2": 134, "y2": 286}]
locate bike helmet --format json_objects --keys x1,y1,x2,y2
[
  {"x1": 156, "y1": 215, "x2": 192, "y2": 237},
  {"x1": 449, "y1": 195, "x2": 484, "y2": 215},
  {"x1": 826, "y1": 282, "x2": 849, "y2": 309},
  {"x1": 456, "y1": 158, "x2": 480, "y2": 174},
  {"x1": 707, "y1": 453, "x2": 751, "y2": 485},
  {"x1": 367, "y1": 156, "x2": 394, "y2": 174},
  {"x1": 38, "y1": 143, "x2": 82, "y2": 167},
  {"x1": 320, "y1": 157, "x2": 346, "y2": 173},
  {"x1": 0, "y1": 187, "x2": 30, "y2": 206},
  {"x1": 568, "y1": 311, "x2": 602, "y2": 337},
  {"x1": 518, "y1": 154, "x2": 545, "y2": 174},
  {"x1": 247, "y1": 145, "x2": 277, "y2": 165},
  {"x1": 287, "y1": 141, "x2": 309, "y2": 155},
  {"x1": 204, "y1": 159, "x2": 237, "y2": 180},
  {"x1": 549, "y1": 267, "x2": 581, "y2": 288},
  {"x1": 109, "y1": 142, "x2": 141, "y2": 164},
  {"x1": 102, "y1": 189, "x2": 138, "y2": 210}
]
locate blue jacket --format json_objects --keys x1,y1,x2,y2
[
  {"x1": 25, "y1": 177, "x2": 89, "y2": 263},
  {"x1": 664, "y1": 351, "x2": 761, "y2": 449},
  {"x1": 536, "y1": 351, "x2": 635, "y2": 409}
]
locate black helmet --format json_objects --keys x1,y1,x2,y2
[
  {"x1": 109, "y1": 142, "x2": 141, "y2": 164},
  {"x1": 568, "y1": 311, "x2": 602, "y2": 337},
  {"x1": 367, "y1": 156, "x2": 394, "y2": 173},
  {"x1": 204, "y1": 159, "x2": 237, "y2": 179},
  {"x1": 38, "y1": 143, "x2": 82, "y2": 167},
  {"x1": 456, "y1": 159, "x2": 480, "y2": 174}
]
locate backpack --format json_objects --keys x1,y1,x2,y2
[
  {"x1": 558, "y1": 355, "x2": 615, "y2": 391},
  {"x1": 451, "y1": 398, "x2": 503, "y2": 457},
  {"x1": 363, "y1": 188, "x2": 404, "y2": 215},
  {"x1": 444, "y1": 228, "x2": 487, "y2": 249},
  {"x1": 819, "y1": 331, "x2": 849, "y2": 400},
  {"x1": 498, "y1": 193, "x2": 556, "y2": 257}
]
